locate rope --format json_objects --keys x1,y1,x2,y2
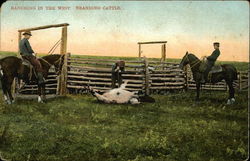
[
  {"x1": 184, "y1": 54, "x2": 201, "y2": 70},
  {"x1": 48, "y1": 39, "x2": 62, "y2": 55},
  {"x1": 39, "y1": 58, "x2": 52, "y2": 66}
]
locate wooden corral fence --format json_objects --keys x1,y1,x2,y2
[
  {"x1": 147, "y1": 61, "x2": 185, "y2": 94},
  {"x1": 138, "y1": 41, "x2": 167, "y2": 62},
  {"x1": 236, "y1": 71, "x2": 248, "y2": 91},
  {"x1": 13, "y1": 52, "x2": 248, "y2": 96},
  {"x1": 60, "y1": 54, "x2": 248, "y2": 95},
  {"x1": 63, "y1": 54, "x2": 185, "y2": 95},
  {"x1": 65, "y1": 54, "x2": 147, "y2": 94}
]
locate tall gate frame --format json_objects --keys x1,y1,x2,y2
[
  {"x1": 138, "y1": 41, "x2": 167, "y2": 61},
  {"x1": 14, "y1": 23, "x2": 69, "y2": 96}
]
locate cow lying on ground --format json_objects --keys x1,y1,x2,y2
[{"x1": 90, "y1": 81, "x2": 155, "y2": 104}]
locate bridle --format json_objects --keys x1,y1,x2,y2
[
  {"x1": 53, "y1": 55, "x2": 64, "y2": 75},
  {"x1": 40, "y1": 55, "x2": 64, "y2": 75},
  {"x1": 184, "y1": 54, "x2": 201, "y2": 69}
]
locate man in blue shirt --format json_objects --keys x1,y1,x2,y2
[{"x1": 19, "y1": 31, "x2": 44, "y2": 85}]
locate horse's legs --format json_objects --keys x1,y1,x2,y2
[
  {"x1": 41, "y1": 84, "x2": 46, "y2": 101},
  {"x1": 37, "y1": 83, "x2": 45, "y2": 103},
  {"x1": 1, "y1": 80, "x2": 9, "y2": 104},
  {"x1": 5, "y1": 81, "x2": 14, "y2": 104},
  {"x1": 196, "y1": 82, "x2": 200, "y2": 101},
  {"x1": 37, "y1": 84, "x2": 42, "y2": 103},
  {"x1": 226, "y1": 80, "x2": 235, "y2": 104},
  {"x1": 4, "y1": 75, "x2": 15, "y2": 104}
]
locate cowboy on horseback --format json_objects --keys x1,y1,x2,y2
[
  {"x1": 200, "y1": 42, "x2": 221, "y2": 83},
  {"x1": 19, "y1": 31, "x2": 45, "y2": 85}
]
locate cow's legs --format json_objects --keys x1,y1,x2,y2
[{"x1": 94, "y1": 92, "x2": 112, "y2": 103}]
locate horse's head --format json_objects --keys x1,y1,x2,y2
[
  {"x1": 179, "y1": 51, "x2": 189, "y2": 69},
  {"x1": 41, "y1": 54, "x2": 65, "y2": 75},
  {"x1": 53, "y1": 54, "x2": 65, "y2": 75}
]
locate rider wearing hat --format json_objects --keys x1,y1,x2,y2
[
  {"x1": 201, "y1": 42, "x2": 221, "y2": 83},
  {"x1": 19, "y1": 31, "x2": 44, "y2": 85}
]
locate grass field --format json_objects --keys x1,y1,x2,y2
[
  {"x1": 0, "y1": 91, "x2": 248, "y2": 161},
  {"x1": 0, "y1": 51, "x2": 249, "y2": 161}
]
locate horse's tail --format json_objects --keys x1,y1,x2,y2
[
  {"x1": 232, "y1": 65, "x2": 238, "y2": 80},
  {"x1": 234, "y1": 68, "x2": 238, "y2": 80},
  {"x1": 222, "y1": 64, "x2": 238, "y2": 81}
]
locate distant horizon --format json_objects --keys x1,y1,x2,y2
[{"x1": 0, "y1": 50, "x2": 248, "y2": 63}]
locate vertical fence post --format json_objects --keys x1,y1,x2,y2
[
  {"x1": 184, "y1": 66, "x2": 189, "y2": 90},
  {"x1": 138, "y1": 44, "x2": 141, "y2": 58},
  {"x1": 59, "y1": 26, "x2": 68, "y2": 95},
  {"x1": 58, "y1": 26, "x2": 68, "y2": 95},
  {"x1": 12, "y1": 31, "x2": 22, "y2": 96},
  {"x1": 63, "y1": 53, "x2": 70, "y2": 94},
  {"x1": 60, "y1": 26, "x2": 67, "y2": 55},
  {"x1": 17, "y1": 32, "x2": 22, "y2": 56},
  {"x1": 161, "y1": 44, "x2": 166, "y2": 62},
  {"x1": 248, "y1": 70, "x2": 250, "y2": 99},
  {"x1": 144, "y1": 57, "x2": 150, "y2": 95},
  {"x1": 239, "y1": 71, "x2": 242, "y2": 91}
]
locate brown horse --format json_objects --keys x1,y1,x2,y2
[
  {"x1": 0, "y1": 54, "x2": 64, "y2": 104},
  {"x1": 179, "y1": 52, "x2": 238, "y2": 104}
]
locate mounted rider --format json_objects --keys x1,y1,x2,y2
[
  {"x1": 19, "y1": 31, "x2": 45, "y2": 85},
  {"x1": 200, "y1": 42, "x2": 220, "y2": 83}
]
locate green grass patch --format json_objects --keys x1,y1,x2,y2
[
  {"x1": 0, "y1": 91, "x2": 248, "y2": 161},
  {"x1": 0, "y1": 51, "x2": 248, "y2": 160}
]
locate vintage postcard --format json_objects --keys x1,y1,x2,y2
[{"x1": 0, "y1": 0, "x2": 249, "y2": 161}]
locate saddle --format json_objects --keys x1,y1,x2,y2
[
  {"x1": 22, "y1": 59, "x2": 31, "y2": 66},
  {"x1": 21, "y1": 59, "x2": 37, "y2": 81},
  {"x1": 207, "y1": 65, "x2": 223, "y2": 83},
  {"x1": 199, "y1": 58, "x2": 223, "y2": 74},
  {"x1": 209, "y1": 65, "x2": 223, "y2": 74}
]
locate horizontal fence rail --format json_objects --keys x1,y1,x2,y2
[
  {"x1": 66, "y1": 55, "x2": 183, "y2": 95},
  {"x1": 16, "y1": 68, "x2": 58, "y2": 95},
  {"x1": 66, "y1": 55, "x2": 146, "y2": 94}
]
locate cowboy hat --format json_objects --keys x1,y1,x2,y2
[
  {"x1": 213, "y1": 42, "x2": 220, "y2": 46},
  {"x1": 22, "y1": 31, "x2": 32, "y2": 36}
]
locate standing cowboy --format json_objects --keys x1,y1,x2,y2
[
  {"x1": 111, "y1": 61, "x2": 125, "y2": 88},
  {"x1": 201, "y1": 42, "x2": 221, "y2": 83},
  {"x1": 19, "y1": 31, "x2": 45, "y2": 85}
]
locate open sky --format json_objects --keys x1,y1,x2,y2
[{"x1": 0, "y1": 0, "x2": 249, "y2": 61}]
